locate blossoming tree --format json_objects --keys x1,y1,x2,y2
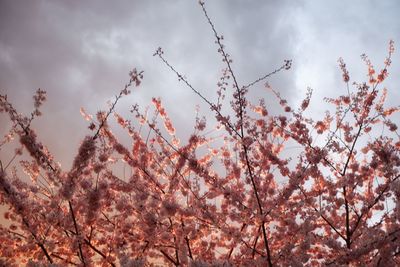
[{"x1": 1, "y1": 2, "x2": 399, "y2": 266}]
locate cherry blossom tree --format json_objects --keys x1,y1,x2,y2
[{"x1": 1, "y1": 1, "x2": 399, "y2": 266}]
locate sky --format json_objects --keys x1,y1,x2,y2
[{"x1": 0, "y1": 0, "x2": 399, "y2": 168}]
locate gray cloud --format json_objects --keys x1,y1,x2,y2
[
  {"x1": 1, "y1": 0, "x2": 399, "y2": 167},
  {"x1": 291, "y1": 0, "x2": 400, "y2": 109}
]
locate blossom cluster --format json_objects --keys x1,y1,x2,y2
[{"x1": 0, "y1": 2, "x2": 399, "y2": 266}]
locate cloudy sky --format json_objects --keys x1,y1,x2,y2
[{"x1": 1, "y1": 0, "x2": 399, "y2": 167}]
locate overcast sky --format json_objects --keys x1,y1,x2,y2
[{"x1": 1, "y1": 0, "x2": 399, "y2": 168}]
